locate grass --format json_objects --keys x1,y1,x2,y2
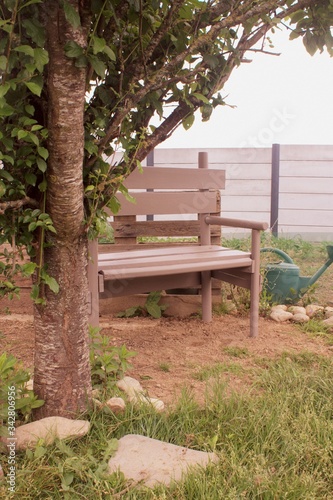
[{"x1": 1, "y1": 351, "x2": 332, "y2": 499}]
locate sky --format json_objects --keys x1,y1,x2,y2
[{"x1": 162, "y1": 27, "x2": 333, "y2": 149}]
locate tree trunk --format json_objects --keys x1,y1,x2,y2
[{"x1": 33, "y1": 1, "x2": 92, "y2": 419}]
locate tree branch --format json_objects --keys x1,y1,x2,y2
[{"x1": 0, "y1": 196, "x2": 39, "y2": 214}]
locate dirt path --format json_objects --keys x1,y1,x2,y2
[{"x1": 1, "y1": 311, "x2": 332, "y2": 407}]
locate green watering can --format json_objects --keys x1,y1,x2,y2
[{"x1": 261, "y1": 245, "x2": 333, "y2": 304}]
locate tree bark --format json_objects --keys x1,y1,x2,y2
[{"x1": 33, "y1": 1, "x2": 92, "y2": 418}]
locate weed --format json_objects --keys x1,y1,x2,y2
[
  {"x1": 0, "y1": 353, "x2": 44, "y2": 436},
  {"x1": 89, "y1": 326, "x2": 137, "y2": 397},
  {"x1": 223, "y1": 346, "x2": 249, "y2": 358},
  {"x1": 193, "y1": 361, "x2": 244, "y2": 381},
  {"x1": 117, "y1": 291, "x2": 168, "y2": 319},
  {"x1": 158, "y1": 362, "x2": 171, "y2": 372}
]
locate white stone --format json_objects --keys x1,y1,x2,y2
[
  {"x1": 135, "y1": 394, "x2": 165, "y2": 412},
  {"x1": 323, "y1": 316, "x2": 333, "y2": 326},
  {"x1": 0, "y1": 462, "x2": 3, "y2": 478},
  {"x1": 25, "y1": 379, "x2": 34, "y2": 391},
  {"x1": 107, "y1": 434, "x2": 218, "y2": 487},
  {"x1": 6, "y1": 417, "x2": 90, "y2": 451},
  {"x1": 106, "y1": 397, "x2": 126, "y2": 414},
  {"x1": 305, "y1": 304, "x2": 324, "y2": 318},
  {"x1": 291, "y1": 313, "x2": 310, "y2": 323},
  {"x1": 271, "y1": 305, "x2": 288, "y2": 312},
  {"x1": 324, "y1": 307, "x2": 333, "y2": 318},
  {"x1": 288, "y1": 306, "x2": 306, "y2": 315},
  {"x1": 270, "y1": 310, "x2": 293, "y2": 323},
  {"x1": 117, "y1": 376, "x2": 144, "y2": 400}
]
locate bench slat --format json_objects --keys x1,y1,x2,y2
[
  {"x1": 100, "y1": 257, "x2": 252, "y2": 280},
  {"x1": 112, "y1": 191, "x2": 219, "y2": 216},
  {"x1": 125, "y1": 167, "x2": 225, "y2": 190},
  {"x1": 112, "y1": 220, "x2": 222, "y2": 238},
  {"x1": 98, "y1": 245, "x2": 240, "y2": 262}
]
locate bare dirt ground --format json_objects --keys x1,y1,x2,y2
[{"x1": 1, "y1": 295, "x2": 332, "y2": 407}]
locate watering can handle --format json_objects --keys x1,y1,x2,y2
[{"x1": 260, "y1": 247, "x2": 295, "y2": 264}]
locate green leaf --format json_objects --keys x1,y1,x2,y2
[
  {"x1": 146, "y1": 302, "x2": 162, "y2": 319},
  {"x1": 37, "y1": 147, "x2": 49, "y2": 160},
  {"x1": 64, "y1": 41, "x2": 83, "y2": 58},
  {"x1": 192, "y1": 92, "x2": 210, "y2": 104},
  {"x1": 103, "y1": 46, "x2": 116, "y2": 61},
  {"x1": 0, "y1": 103, "x2": 15, "y2": 116},
  {"x1": 182, "y1": 114, "x2": 195, "y2": 130},
  {"x1": 14, "y1": 45, "x2": 35, "y2": 57},
  {"x1": 33, "y1": 48, "x2": 49, "y2": 72},
  {"x1": 89, "y1": 55, "x2": 106, "y2": 78},
  {"x1": 25, "y1": 172, "x2": 37, "y2": 186},
  {"x1": 0, "y1": 180, "x2": 6, "y2": 198},
  {"x1": 22, "y1": 18, "x2": 46, "y2": 47},
  {"x1": 92, "y1": 36, "x2": 106, "y2": 55},
  {"x1": 0, "y1": 83, "x2": 10, "y2": 98},
  {"x1": 25, "y1": 81, "x2": 42, "y2": 97},
  {"x1": 0, "y1": 170, "x2": 14, "y2": 181},
  {"x1": 41, "y1": 272, "x2": 59, "y2": 294},
  {"x1": 38, "y1": 178, "x2": 47, "y2": 192},
  {"x1": 18, "y1": 129, "x2": 29, "y2": 140},
  {"x1": 37, "y1": 158, "x2": 47, "y2": 172},
  {"x1": 63, "y1": 0, "x2": 81, "y2": 28},
  {"x1": 22, "y1": 262, "x2": 37, "y2": 276},
  {"x1": 107, "y1": 196, "x2": 121, "y2": 215},
  {"x1": 303, "y1": 31, "x2": 318, "y2": 56},
  {"x1": 0, "y1": 55, "x2": 7, "y2": 70},
  {"x1": 62, "y1": 472, "x2": 74, "y2": 487}
]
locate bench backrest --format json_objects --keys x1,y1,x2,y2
[{"x1": 104, "y1": 152, "x2": 225, "y2": 249}]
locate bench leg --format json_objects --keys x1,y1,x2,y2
[
  {"x1": 87, "y1": 239, "x2": 99, "y2": 328},
  {"x1": 250, "y1": 229, "x2": 261, "y2": 338},
  {"x1": 201, "y1": 271, "x2": 212, "y2": 322}
]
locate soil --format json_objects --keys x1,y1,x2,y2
[{"x1": 1, "y1": 300, "x2": 333, "y2": 408}]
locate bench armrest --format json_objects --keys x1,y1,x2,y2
[{"x1": 205, "y1": 215, "x2": 268, "y2": 231}]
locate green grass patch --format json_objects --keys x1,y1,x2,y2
[
  {"x1": 193, "y1": 361, "x2": 245, "y2": 381},
  {"x1": 2, "y1": 352, "x2": 332, "y2": 498}
]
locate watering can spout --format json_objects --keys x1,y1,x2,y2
[{"x1": 307, "y1": 245, "x2": 333, "y2": 288}]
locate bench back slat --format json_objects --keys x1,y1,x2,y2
[
  {"x1": 112, "y1": 220, "x2": 222, "y2": 238},
  {"x1": 124, "y1": 167, "x2": 225, "y2": 190},
  {"x1": 112, "y1": 190, "x2": 219, "y2": 216}
]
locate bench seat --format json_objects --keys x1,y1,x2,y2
[{"x1": 99, "y1": 246, "x2": 252, "y2": 280}]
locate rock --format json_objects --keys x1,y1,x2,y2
[
  {"x1": 5, "y1": 417, "x2": 90, "y2": 451},
  {"x1": 135, "y1": 394, "x2": 165, "y2": 412},
  {"x1": 25, "y1": 379, "x2": 34, "y2": 391},
  {"x1": 324, "y1": 307, "x2": 333, "y2": 318},
  {"x1": 117, "y1": 377, "x2": 144, "y2": 401},
  {"x1": 323, "y1": 316, "x2": 333, "y2": 326},
  {"x1": 305, "y1": 304, "x2": 324, "y2": 318},
  {"x1": 271, "y1": 305, "x2": 288, "y2": 312},
  {"x1": 107, "y1": 434, "x2": 218, "y2": 487},
  {"x1": 0, "y1": 462, "x2": 3, "y2": 479},
  {"x1": 291, "y1": 313, "x2": 310, "y2": 323},
  {"x1": 270, "y1": 310, "x2": 293, "y2": 323},
  {"x1": 288, "y1": 306, "x2": 306, "y2": 315},
  {"x1": 106, "y1": 397, "x2": 126, "y2": 414}
]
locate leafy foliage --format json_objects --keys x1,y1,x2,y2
[
  {"x1": 117, "y1": 290, "x2": 168, "y2": 319},
  {"x1": 0, "y1": 352, "x2": 44, "y2": 437},
  {"x1": 1, "y1": 1, "x2": 332, "y2": 298},
  {"x1": 89, "y1": 326, "x2": 137, "y2": 396}
]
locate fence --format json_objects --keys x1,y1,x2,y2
[{"x1": 143, "y1": 144, "x2": 333, "y2": 241}]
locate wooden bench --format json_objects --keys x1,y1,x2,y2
[{"x1": 88, "y1": 152, "x2": 268, "y2": 337}]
